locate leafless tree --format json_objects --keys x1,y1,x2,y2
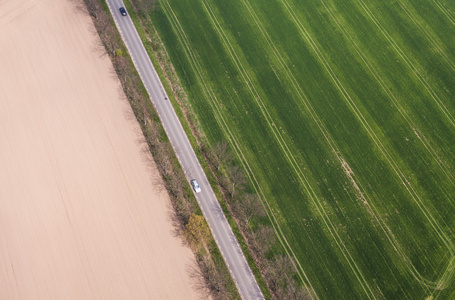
[
  {"x1": 233, "y1": 193, "x2": 265, "y2": 226},
  {"x1": 276, "y1": 279, "x2": 314, "y2": 300},
  {"x1": 266, "y1": 255, "x2": 296, "y2": 293},
  {"x1": 140, "y1": 88, "x2": 149, "y2": 125},
  {"x1": 264, "y1": 254, "x2": 314, "y2": 299},
  {"x1": 173, "y1": 195, "x2": 193, "y2": 225},
  {"x1": 124, "y1": 78, "x2": 140, "y2": 104},
  {"x1": 96, "y1": 10, "x2": 110, "y2": 38},
  {"x1": 136, "y1": 0, "x2": 157, "y2": 21},
  {"x1": 70, "y1": 0, "x2": 99, "y2": 18},
  {"x1": 251, "y1": 225, "x2": 275, "y2": 256},
  {"x1": 214, "y1": 141, "x2": 232, "y2": 171},
  {"x1": 83, "y1": 0, "x2": 102, "y2": 19},
  {"x1": 188, "y1": 258, "x2": 211, "y2": 298},
  {"x1": 227, "y1": 165, "x2": 246, "y2": 199},
  {"x1": 146, "y1": 121, "x2": 161, "y2": 148},
  {"x1": 129, "y1": 78, "x2": 138, "y2": 102},
  {"x1": 102, "y1": 23, "x2": 119, "y2": 57},
  {"x1": 155, "y1": 141, "x2": 172, "y2": 175},
  {"x1": 115, "y1": 56, "x2": 131, "y2": 83},
  {"x1": 188, "y1": 254, "x2": 229, "y2": 300},
  {"x1": 167, "y1": 169, "x2": 185, "y2": 199}
]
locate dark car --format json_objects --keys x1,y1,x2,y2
[{"x1": 119, "y1": 7, "x2": 127, "y2": 16}]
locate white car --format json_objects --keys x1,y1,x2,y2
[{"x1": 190, "y1": 179, "x2": 201, "y2": 193}]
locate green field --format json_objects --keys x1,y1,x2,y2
[{"x1": 147, "y1": 0, "x2": 455, "y2": 298}]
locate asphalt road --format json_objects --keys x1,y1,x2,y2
[{"x1": 105, "y1": 1, "x2": 264, "y2": 299}]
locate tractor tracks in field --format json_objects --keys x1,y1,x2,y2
[
  {"x1": 431, "y1": 0, "x2": 455, "y2": 25},
  {"x1": 159, "y1": 0, "x2": 455, "y2": 296},
  {"x1": 318, "y1": 0, "x2": 455, "y2": 293},
  {"x1": 351, "y1": 0, "x2": 455, "y2": 291},
  {"x1": 202, "y1": 0, "x2": 379, "y2": 297},
  {"x1": 236, "y1": 0, "x2": 385, "y2": 298},
  {"x1": 395, "y1": 0, "x2": 455, "y2": 73},
  {"x1": 158, "y1": 0, "x2": 319, "y2": 297},
  {"x1": 282, "y1": 0, "x2": 455, "y2": 291},
  {"x1": 195, "y1": 0, "x2": 320, "y2": 295},
  {"x1": 320, "y1": 0, "x2": 455, "y2": 218},
  {"x1": 355, "y1": 0, "x2": 455, "y2": 128}
]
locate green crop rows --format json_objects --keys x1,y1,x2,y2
[{"x1": 149, "y1": 0, "x2": 455, "y2": 298}]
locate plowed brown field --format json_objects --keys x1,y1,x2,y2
[{"x1": 0, "y1": 0, "x2": 199, "y2": 298}]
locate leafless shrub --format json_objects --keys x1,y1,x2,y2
[
  {"x1": 227, "y1": 165, "x2": 246, "y2": 199},
  {"x1": 84, "y1": 0, "x2": 101, "y2": 18},
  {"x1": 265, "y1": 255, "x2": 296, "y2": 294},
  {"x1": 115, "y1": 56, "x2": 131, "y2": 83},
  {"x1": 214, "y1": 141, "x2": 233, "y2": 171},
  {"x1": 251, "y1": 225, "x2": 275, "y2": 257},
  {"x1": 233, "y1": 193, "x2": 265, "y2": 226},
  {"x1": 194, "y1": 254, "x2": 230, "y2": 300},
  {"x1": 135, "y1": 0, "x2": 157, "y2": 21}
]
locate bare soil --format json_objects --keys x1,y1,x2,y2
[{"x1": 0, "y1": 0, "x2": 199, "y2": 298}]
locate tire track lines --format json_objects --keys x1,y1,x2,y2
[
  {"x1": 237, "y1": 0, "x2": 387, "y2": 297},
  {"x1": 352, "y1": 0, "x2": 455, "y2": 286},
  {"x1": 338, "y1": 156, "x2": 433, "y2": 292},
  {"x1": 319, "y1": 0, "x2": 455, "y2": 289},
  {"x1": 203, "y1": 0, "x2": 377, "y2": 297},
  {"x1": 158, "y1": 1, "x2": 313, "y2": 297},
  {"x1": 356, "y1": 0, "x2": 455, "y2": 128},
  {"x1": 396, "y1": 0, "x2": 455, "y2": 72},
  {"x1": 320, "y1": 0, "x2": 455, "y2": 186},
  {"x1": 198, "y1": 0, "x2": 319, "y2": 294},
  {"x1": 157, "y1": 3, "x2": 265, "y2": 298},
  {"x1": 431, "y1": 0, "x2": 455, "y2": 25},
  {"x1": 253, "y1": 0, "x2": 452, "y2": 284},
  {"x1": 283, "y1": 0, "x2": 451, "y2": 248},
  {"x1": 242, "y1": 0, "x2": 434, "y2": 296},
  {"x1": 282, "y1": 0, "x2": 455, "y2": 290}
]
